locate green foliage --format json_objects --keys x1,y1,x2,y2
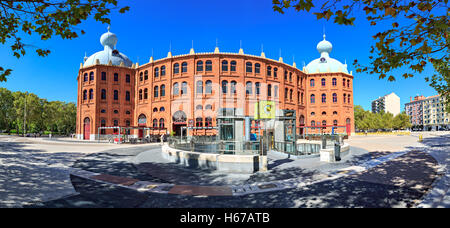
[
  {"x1": 0, "y1": 0, "x2": 130, "y2": 82},
  {"x1": 273, "y1": 0, "x2": 450, "y2": 108},
  {"x1": 354, "y1": 105, "x2": 411, "y2": 131},
  {"x1": 0, "y1": 87, "x2": 76, "y2": 135}
]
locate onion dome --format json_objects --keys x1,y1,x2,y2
[{"x1": 305, "y1": 35, "x2": 348, "y2": 74}]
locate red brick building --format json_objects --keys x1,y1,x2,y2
[{"x1": 76, "y1": 29, "x2": 354, "y2": 140}]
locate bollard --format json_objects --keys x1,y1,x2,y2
[{"x1": 419, "y1": 134, "x2": 423, "y2": 142}]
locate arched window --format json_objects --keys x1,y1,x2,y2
[
  {"x1": 285, "y1": 88, "x2": 288, "y2": 99},
  {"x1": 83, "y1": 90, "x2": 87, "y2": 100},
  {"x1": 310, "y1": 79, "x2": 315, "y2": 87},
  {"x1": 182, "y1": 62, "x2": 188, "y2": 73},
  {"x1": 246, "y1": 82, "x2": 252, "y2": 95},
  {"x1": 113, "y1": 120, "x2": 119, "y2": 133},
  {"x1": 333, "y1": 111, "x2": 338, "y2": 115},
  {"x1": 196, "y1": 81, "x2": 203, "y2": 94},
  {"x1": 230, "y1": 61, "x2": 237, "y2": 71},
  {"x1": 322, "y1": 93, "x2": 327, "y2": 103},
  {"x1": 322, "y1": 120, "x2": 327, "y2": 127},
  {"x1": 153, "y1": 108, "x2": 158, "y2": 112},
  {"x1": 126, "y1": 111, "x2": 131, "y2": 115},
  {"x1": 222, "y1": 60, "x2": 228, "y2": 71},
  {"x1": 274, "y1": 67, "x2": 278, "y2": 78},
  {"x1": 197, "y1": 61, "x2": 203, "y2": 71},
  {"x1": 346, "y1": 118, "x2": 351, "y2": 125},
  {"x1": 101, "y1": 119, "x2": 106, "y2": 134},
  {"x1": 348, "y1": 94, "x2": 351, "y2": 103},
  {"x1": 290, "y1": 89, "x2": 293, "y2": 100},
  {"x1": 139, "y1": 89, "x2": 142, "y2": 100},
  {"x1": 159, "y1": 118, "x2": 165, "y2": 129},
  {"x1": 205, "y1": 117, "x2": 213, "y2": 127},
  {"x1": 114, "y1": 73, "x2": 118, "y2": 82},
  {"x1": 347, "y1": 80, "x2": 350, "y2": 88},
  {"x1": 267, "y1": 84, "x2": 272, "y2": 97},
  {"x1": 343, "y1": 94, "x2": 347, "y2": 103},
  {"x1": 101, "y1": 72, "x2": 107, "y2": 81},
  {"x1": 126, "y1": 74, "x2": 130, "y2": 83},
  {"x1": 173, "y1": 63, "x2": 180, "y2": 74},
  {"x1": 321, "y1": 78, "x2": 326, "y2": 86},
  {"x1": 154, "y1": 86, "x2": 158, "y2": 98},
  {"x1": 334, "y1": 120, "x2": 338, "y2": 126},
  {"x1": 311, "y1": 121, "x2": 315, "y2": 127},
  {"x1": 289, "y1": 72, "x2": 292, "y2": 82},
  {"x1": 140, "y1": 72, "x2": 143, "y2": 81},
  {"x1": 205, "y1": 104, "x2": 213, "y2": 110},
  {"x1": 101, "y1": 89, "x2": 107, "y2": 100},
  {"x1": 311, "y1": 112, "x2": 315, "y2": 116},
  {"x1": 160, "y1": 107, "x2": 165, "y2": 112},
  {"x1": 196, "y1": 117, "x2": 203, "y2": 127},
  {"x1": 144, "y1": 70, "x2": 148, "y2": 80},
  {"x1": 161, "y1": 66, "x2": 166, "y2": 76},
  {"x1": 333, "y1": 93, "x2": 338, "y2": 103},
  {"x1": 343, "y1": 79, "x2": 346, "y2": 86},
  {"x1": 196, "y1": 105, "x2": 203, "y2": 110},
  {"x1": 181, "y1": 82, "x2": 187, "y2": 95},
  {"x1": 322, "y1": 111, "x2": 327, "y2": 116},
  {"x1": 160, "y1": 85, "x2": 165, "y2": 97},
  {"x1": 284, "y1": 71, "x2": 288, "y2": 80},
  {"x1": 113, "y1": 90, "x2": 118, "y2": 100},
  {"x1": 154, "y1": 68, "x2": 159, "y2": 77},
  {"x1": 222, "y1": 80, "x2": 228, "y2": 94},
  {"x1": 311, "y1": 94, "x2": 316, "y2": 103},
  {"x1": 255, "y1": 82, "x2": 261, "y2": 95},
  {"x1": 274, "y1": 85, "x2": 279, "y2": 98},
  {"x1": 144, "y1": 88, "x2": 148, "y2": 99},
  {"x1": 205, "y1": 80, "x2": 212, "y2": 94},
  {"x1": 153, "y1": 119, "x2": 158, "y2": 128},
  {"x1": 255, "y1": 63, "x2": 261, "y2": 73},
  {"x1": 301, "y1": 93, "x2": 304, "y2": 104},
  {"x1": 231, "y1": 81, "x2": 237, "y2": 94},
  {"x1": 205, "y1": 60, "x2": 212, "y2": 71},
  {"x1": 126, "y1": 91, "x2": 130, "y2": 101},
  {"x1": 266, "y1": 66, "x2": 272, "y2": 77},
  {"x1": 246, "y1": 62, "x2": 253, "y2": 73},
  {"x1": 83, "y1": 73, "x2": 88, "y2": 82},
  {"x1": 88, "y1": 89, "x2": 93, "y2": 100},
  {"x1": 173, "y1": 83, "x2": 179, "y2": 96},
  {"x1": 332, "y1": 78, "x2": 337, "y2": 86}
]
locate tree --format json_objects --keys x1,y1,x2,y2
[
  {"x1": 0, "y1": 0, "x2": 130, "y2": 81},
  {"x1": 0, "y1": 87, "x2": 14, "y2": 132},
  {"x1": 273, "y1": 0, "x2": 450, "y2": 106},
  {"x1": 393, "y1": 112, "x2": 412, "y2": 130}
]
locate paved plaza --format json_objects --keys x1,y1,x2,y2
[{"x1": 0, "y1": 132, "x2": 449, "y2": 208}]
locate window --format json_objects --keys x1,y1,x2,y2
[
  {"x1": 344, "y1": 94, "x2": 347, "y2": 103},
  {"x1": 196, "y1": 105, "x2": 203, "y2": 110},
  {"x1": 101, "y1": 89, "x2": 107, "y2": 100},
  {"x1": 139, "y1": 89, "x2": 142, "y2": 100},
  {"x1": 126, "y1": 111, "x2": 131, "y2": 115},
  {"x1": 205, "y1": 80, "x2": 212, "y2": 94},
  {"x1": 83, "y1": 73, "x2": 88, "y2": 82},
  {"x1": 285, "y1": 88, "x2": 288, "y2": 99},
  {"x1": 153, "y1": 119, "x2": 158, "y2": 128},
  {"x1": 311, "y1": 112, "x2": 315, "y2": 116},
  {"x1": 182, "y1": 62, "x2": 188, "y2": 73},
  {"x1": 310, "y1": 79, "x2": 315, "y2": 87},
  {"x1": 196, "y1": 117, "x2": 203, "y2": 127},
  {"x1": 231, "y1": 81, "x2": 237, "y2": 94},
  {"x1": 346, "y1": 118, "x2": 351, "y2": 125},
  {"x1": 114, "y1": 110, "x2": 119, "y2": 114},
  {"x1": 246, "y1": 82, "x2": 252, "y2": 95},
  {"x1": 205, "y1": 60, "x2": 212, "y2": 71},
  {"x1": 274, "y1": 85, "x2": 279, "y2": 98},
  {"x1": 114, "y1": 73, "x2": 118, "y2": 82},
  {"x1": 153, "y1": 108, "x2": 158, "y2": 112},
  {"x1": 154, "y1": 68, "x2": 159, "y2": 77},
  {"x1": 197, "y1": 81, "x2": 203, "y2": 94},
  {"x1": 205, "y1": 105, "x2": 212, "y2": 110},
  {"x1": 101, "y1": 119, "x2": 106, "y2": 134},
  {"x1": 332, "y1": 78, "x2": 337, "y2": 86},
  {"x1": 144, "y1": 70, "x2": 148, "y2": 80},
  {"x1": 301, "y1": 93, "x2": 304, "y2": 104},
  {"x1": 290, "y1": 89, "x2": 293, "y2": 100},
  {"x1": 222, "y1": 60, "x2": 228, "y2": 71},
  {"x1": 161, "y1": 66, "x2": 166, "y2": 76},
  {"x1": 89, "y1": 89, "x2": 94, "y2": 100},
  {"x1": 197, "y1": 61, "x2": 203, "y2": 71},
  {"x1": 255, "y1": 63, "x2": 261, "y2": 73},
  {"x1": 246, "y1": 62, "x2": 253, "y2": 73},
  {"x1": 343, "y1": 79, "x2": 346, "y2": 86},
  {"x1": 274, "y1": 67, "x2": 278, "y2": 78},
  {"x1": 321, "y1": 78, "x2": 326, "y2": 86},
  {"x1": 289, "y1": 72, "x2": 292, "y2": 82},
  {"x1": 160, "y1": 107, "x2": 165, "y2": 112},
  {"x1": 348, "y1": 94, "x2": 351, "y2": 103},
  {"x1": 181, "y1": 82, "x2": 187, "y2": 95},
  {"x1": 347, "y1": 80, "x2": 350, "y2": 88},
  {"x1": 311, "y1": 94, "x2": 315, "y2": 103},
  {"x1": 114, "y1": 90, "x2": 118, "y2": 100},
  {"x1": 322, "y1": 120, "x2": 327, "y2": 127},
  {"x1": 90, "y1": 72, "x2": 94, "y2": 81},
  {"x1": 159, "y1": 118, "x2": 165, "y2": 129},
  {"x1": 268, "y1": 84, "x2": 272, "y2": 97},
  {"x1": 160, "y1": 85, "x2": 165, "y2": 97},
  {"x1": 126, "y1": 91, "x2": 130, "y2": 101},
  {"x1": 311, "y1": 121, "x2": 315, "y2": 127},
  {"x1": 205, "y1": 117, "x2": 213, "y2": 127},
  {"x1": 154, "y1": 86, "x2": 158, "y2": 98},
  {"x1": 322, "y1": 112, "x2": 327, "y2": 116},
  {"x1": 173, "y1": 83, "x2": 179, "y2": 95},
  {"x1": 322, "y1": 94, "x2": 326, "y2": 103},
  {"x1": 140, "y1": 72, "x2": 143, "y2": 81},
  {"x1": 126, "y1": 74, "x2": 130, "y2": 83},
  {"x1": 255, "y1": 82, "x2": 261, "y2": 95},
  {"x1": 230, "y1": 61, "x2": 237, "y2": 71},
  {"x1": 334, "y1": 120, "x2": 338, "y2": 126},
  {"x1": 222, "y1": 80, "x2": 228, "y2": 94},
  {"x1": 173, "y1": 63, "x2": 180, "y2": 74},
  {"x1": 144, "y1": 88, "x2": 148, "y2": 99},
  {"x1": 284, "y1": 71, "x2": 288, "y2": 80},
  {"x1": 113, "y1": 120, "x2": 119, "y2": 133},
  {"x1": 333, "y1": 93, "x2": 337, "y2": 103},
  {"x1": 101, "y1": 72, "x2": 106, "y2": 81}
]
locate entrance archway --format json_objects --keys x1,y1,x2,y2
[
  {"x1": 138, "y1": 114, "x2": 147, "y2": 138},
  {"x1": 83, "y1": 117, "x2": 91, "y2": 140},
  {"x1": 172, "y1": 110, "x2": 187, "y2": 136}
]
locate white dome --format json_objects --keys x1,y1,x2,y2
[
  {"x1": 305, "y1": 35, "x2": 348, "y2": 74},
  {"x1": 83, "y1": 27, "x2": 132, "y2": 67}
]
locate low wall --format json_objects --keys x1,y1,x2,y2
[
  {"x1": 320, "y1": 143, "x2": 350, "y2": 163},
  {"x1": 161, "y1": 145, "x2": 261, "y2": 173}
]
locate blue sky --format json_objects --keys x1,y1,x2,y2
[{"x1": 0, "y1": 0, "x2": 439, "y2": 111}]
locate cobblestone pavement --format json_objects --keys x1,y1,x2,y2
[{"x1": 25, "y1": 135, "x2": 445, "y2": 208}]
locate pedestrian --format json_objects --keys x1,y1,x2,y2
[{"x1": 160, "y1": 134, "x2": 165, "y2": 145}]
